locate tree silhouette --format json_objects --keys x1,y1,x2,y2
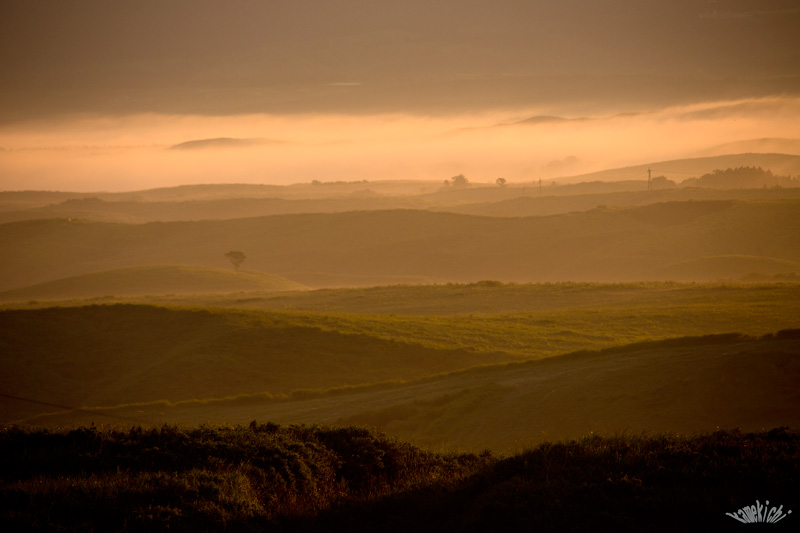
[
  {"x1": 224, "y1": 250, "x2": 246, "y2": 271},
  {"x1": 496, "y1": 177, "x2": 507, "y2": 187},
  {"x1": 450, "y1": 174, "x2": 469, "y2": 188}
]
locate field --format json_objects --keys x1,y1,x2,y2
[
  {"x1": 2, "y1": 196, "x2": 800, "y2": 292},
  {"x1": 2, "y1": 177, "x2": 800, "y2": 530},
  {"x1": 2, "y1": 282, "x2": 799, "y2": 453}
]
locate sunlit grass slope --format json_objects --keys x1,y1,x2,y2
[
  {"x1": 0, "y1": 265, "x2": 307, "y2": 301},
  {"x1": 25, "y1": 281, "x2": 798, "y2": 360},
  {"x1": 119, "y1": 280, "x2": 800, "y2": 320},
  {"x1": 0, "y1": 304, "x2": 513, "y2": 422},
  {"x1": 52, "y1": 331, "x2": 799, "y2": 453},
  {"x1": 3, "y1": 283, "x2": 799, "y2": 439},
  {"x1": 334, "y1": 331, "x2": 800, "y2": 451},
  {"x1": 1, "y1": 199, "x2": 799, "y2": 290}
]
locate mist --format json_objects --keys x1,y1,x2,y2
[{"x1": 1, "y1": 96, "x2": 798, "y2": 192}]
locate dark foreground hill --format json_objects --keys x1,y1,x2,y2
[
  {"x1": 1, "y1": 425, "x2": 797, "y2": 532},
  {"x1": 1, "y1": 199, "x2": 799, "y2": 289}
]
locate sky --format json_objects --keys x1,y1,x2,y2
[{"x1": 1, "y1": 0, "x2": 799, "y2": 192}]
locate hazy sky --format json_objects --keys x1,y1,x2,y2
[{"x1": 1, "y1": 0, "x2": 799, "y2": 191}]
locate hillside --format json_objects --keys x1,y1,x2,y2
[
  {"x1": 692, "y1": 137, "x2": 800, "y2": 157},
  {"x1": 0, "y1": 265, "x2": 307, "y2": 302},
  {"x1": 1, "y1": 200, "x2": 799, "y2": 290},
  {"x1": 0, "y1": 304, "x2": 515, "y2": 421},
  {"x1": 3, "y1": 285, "x2": 799, "y2": 449},
  {"x1": 554, "y1": 153, "x2": 800, "y2": 184},
  {"x1": 2, "y1": 152, "x2": 799, "y2": 225},
  {"x1": 335, "y1": 331, "x2": 800, "y2": 451},
  {"x1": 0, "y1": 196, "x2": 429, "y2": 225},
  {"x1": 12, "y1": 327, "x2": 800, "y2": 453},
  {"x1": 447, "y1": 187, "x2": 800, "y2": 218}
]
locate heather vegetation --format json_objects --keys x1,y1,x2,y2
[{"x1": 1, "y1": 424, "x2": 798, "y2": 532}]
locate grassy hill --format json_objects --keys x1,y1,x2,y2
[
  {"x1": 74, "y1": 279, "x2": 800, "y2": 317},
  {"x1": 30, "y1": 330, "x2": 798, "y2": 453},
  {"x1": 1, "y1": 199, "x2": 799, "y2": 290},
  {"x1": 0, "y1": 304, "x2": 515, "y2": 421},
  {"x1": 335, "y1": 331, "x2": 800, "y2": 451},
  {"x1": 555, "y1": 153, "x2": 800, "y2": 184},
  {"x1": 0, "y1": 265, "x2": 307, "y2": 301},
  {"x1": 692, "y1": 137, "x2": 800, "y2": 157},
  {"x1": 2, "y1": 155, "x2": 799, "y2": 225},
  {"x1": 0, "y1": 196, "x2": 429, "y2": 225},
  {"x1": 448, "y1": 187, "x2": 800, "y2": 218},
  {"x1": 3, "y1": 283, "x2": 798, "y2": 449},
  {"x1": 650, "y1": 255, "x2": 800, "y2": 281}
]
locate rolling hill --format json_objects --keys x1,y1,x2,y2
[
  {"x1": 447, "y1": 187, "x2": 800, "y2": 218},
  {"x1": 554, "y1": 153, "x2": 800, "y2": 184},
  {"x1": 692, "y1": 137, "x2": 800, "y2": 157},
  {"x1": 0, "y1": 304, "x2": 515, "y2": 421},
  {"x1": 1, "y1": 200, "x2": 799, "y2": 289},
  {"x1": 11, "y1": 323, "x2": 799, "y2": 453},
  {"x1": 0, "y1": 196, "x2": 428, "y2": 225},
  {"x1": 2, "y1": 151, "x2": 799, "y2": 225},
  {"x1": 3, "y1": 285, "x2": 799, "y2": 451},
  {"x1": 0, "y1": 265, "x2": 307, "y2": 302}
]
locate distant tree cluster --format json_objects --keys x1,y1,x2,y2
[
  {"x1": 311, "y1": 180, "x2": 369, "y2": 186},
  {"x1": 443, "y1": 174, "x2": 469, "y2": 188},
  {"x1": 650, "y1": 176, "x2": 677, "y2": 190},
  {"x1": 680, "y1": 166, "x2": 797, "y2": 189}
]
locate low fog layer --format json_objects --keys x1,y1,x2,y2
[{"x1": 1, "y1": 97, "x2": 799, "y2": 191}]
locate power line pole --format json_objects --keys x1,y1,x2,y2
[
  {"x1": 539, "y1": 177, "x2": 542, "y2": 195},
  {"x1": 648, "y1": 167, "x2": 652, "y2": 190}
]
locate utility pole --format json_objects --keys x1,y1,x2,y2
[
  {"x1": 648, "y1": 168, "x2": 652, "y2": 190},
  {"x1": 539, "y1": 177, "x2": 542, "y2": 195}
]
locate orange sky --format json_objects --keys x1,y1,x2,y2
[{"x1": 1, "y1": 1, "x2": 798, "y2": 191}]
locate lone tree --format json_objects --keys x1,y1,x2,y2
[
  {"x1": 224, "y1": 250, "x2": 246, "y2": 271},
  {"x1": 496, "y1": 177, "x2": 507, "y2": 187},
  {"x1": 450, "y1": 174, "x2": 469, "y2": 188}
]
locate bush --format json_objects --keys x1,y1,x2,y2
[{"x1": 2, "y1": 425, "x2": 798, "y2": 532}]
